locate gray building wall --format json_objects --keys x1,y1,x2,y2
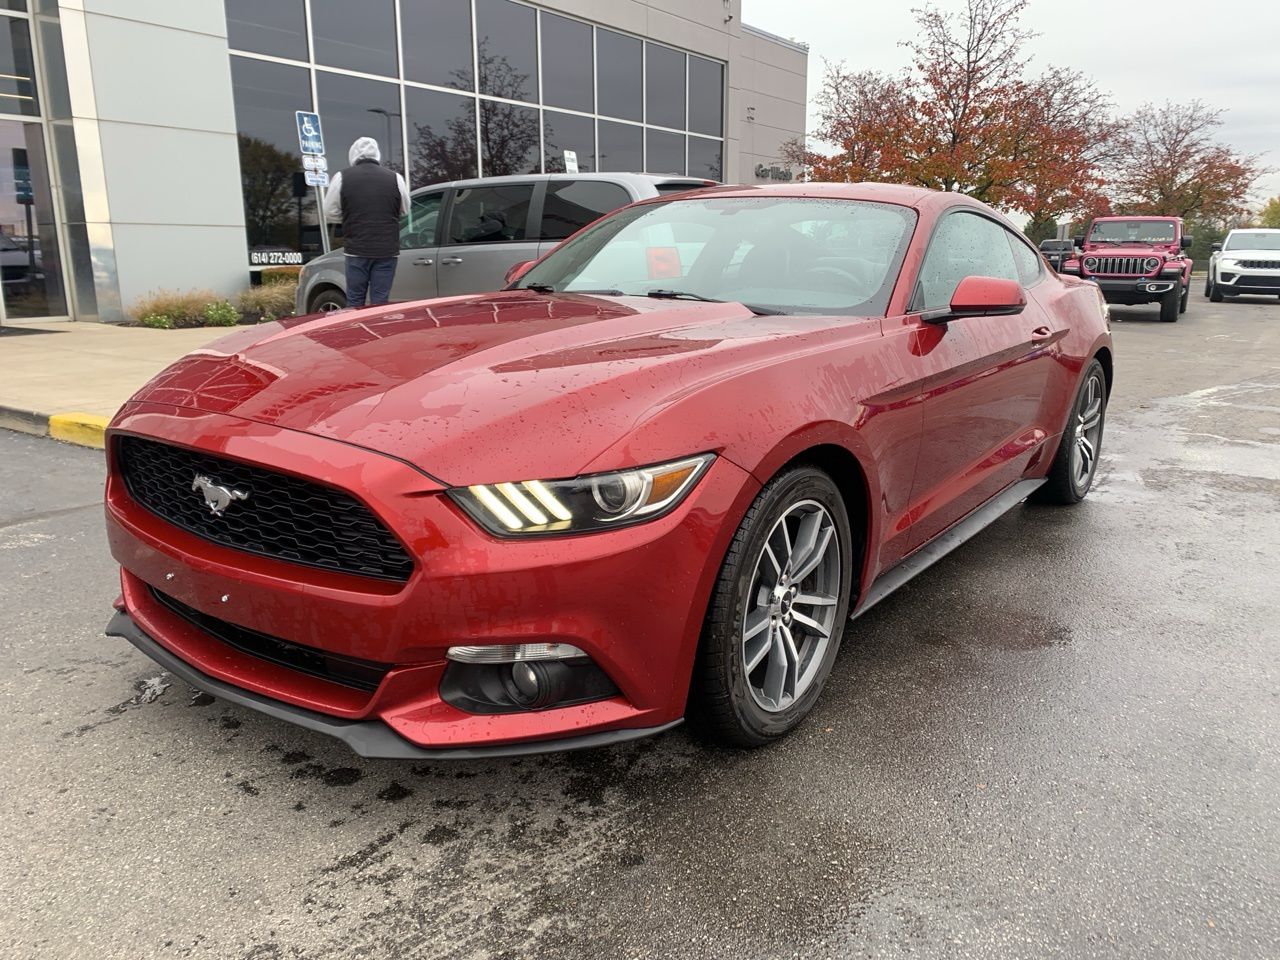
[
  {"x1": 54, "y1": 0, "x2": 247, "y2": 322},
  {"x1": 48, "y1": 0, "x2": 805, "y2": 322}
]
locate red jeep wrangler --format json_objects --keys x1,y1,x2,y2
[{"x1": 1061, "y1": 216, "x2": 1193, "y2": 322}]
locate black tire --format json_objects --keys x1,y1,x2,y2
[
  {"x1": 307, "y1": 287, "x2": 347, "y2": 314},
  {"x1": 1203, "y1": 274, "x2": 1211, "y2": 297},
  {"x1": 1031, "y1": 358, "x2": 1107, "y2": 506},
  {"x1": 1179, "y1": 283, "x2": 1189, "y2": 314},
  {"x1": 690, "y1": 466, "x2": 854, "y2": 747},
  {"x1": 1159, "y1": 286, "x2": 1179, "y2": 322},
  {"x1": 1209, "y1": 272, "x2": 1224, "y2": 302}
]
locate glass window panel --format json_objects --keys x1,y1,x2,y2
[
  {"x1": 1007, "y1": 231, "x2": 1043, "y2": 285},
  {"x1": 311, "y1": 0, "x2": 398, "y2": 77},
  {"x1": 595, "y1": 29, "x2": 641, "y2": 122},
  {"x1": 0, "y1": 1, "x2": 27, "y2": 11},
  {"x1": 479, "y1": 99, "x2": 539, "y2": 176},
  {"x1": 406, "y1": 87, "x2": 477, "y2": 189},
  {"x1": 917, "y1": 212, "x2": 1020, "y2": 309},
  {"x1": 230, "y1": 57, "x2": 320, "y2": 262},
  {"x1": 688, "y1": 56, "x2": 723, "y2": 137},
  {"x1": 538, "y1": 180, "x2": 631, "y2": 241},
  {"x1": 597, "y1": 120, "x2": 641, "y2": 173},
  {"x1": 0, "y1": 19, "x2": 39, "y2": 117},
  {"x1": 224, "y1": 0, "x2": 308, "y2": 61},
  {"x1": 645, "y1": 44, "x2": 685, "y2": 130},
  {"x1": 316, "y1": 71, "x2": 404, "y2": 175},
  {"x1": 400, "y1": 0, "x2": 473, "y2": 90},
  {"x1": 475, "y1": 0, "x2": 537, "y2": 104},
  {"x1": 645, "y1": 128, "x2": 685, "y2": 175},
  {"x1": 687, "y1": 136, "x2": 722, "y2": 182},
  {"x1": 446, "y1": 182, "x2": 535, "y2": 244},
  {"x1": 400, "y1": 190, "x2": 444, "y2": 249},
  {"x1": 543, "y1": 111, "x2": 594, "y2": 174},
  {"x1": 540, "y1": 12, "x2": 592, "y2": 114},
  {"x1": 0, "y1": 122, "x2": 67, "y2": 318},
  {"x1": 37, "y1": 18, "x2": 70, "y2": 119}
]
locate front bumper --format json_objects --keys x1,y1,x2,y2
[
  {"x1": 106, "y1": 610, "x2": 682, "y2": 758},
  {"x1": 1087, "y1": 276, "x2": 1181, "y2": 302},
  {"x1": 1218, "y1": 270, "x2": 1280, "y2": 294},
  {"x1": 104, "y1": 403, "x2": 756, "y2": 755}
]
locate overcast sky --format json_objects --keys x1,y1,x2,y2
[{"x1": 741, "y1": 0, "x2": 1280, "y2": 202}]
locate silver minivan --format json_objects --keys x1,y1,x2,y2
[{"x1": 295, "y1": 172, "x2": 715, "y2": 314}]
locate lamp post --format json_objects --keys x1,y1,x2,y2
[{"x1": 367, "y1": 108, "x2": 400, "y2": 162}]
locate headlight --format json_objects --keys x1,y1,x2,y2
[
  {"x1": 450, "y1": 453, "x2": 715, "y2": 537},
  {"x1": 1083, "y1": 257, "x2": 1098, "y2": 271},
  {"x1": 1144, "y1": 257, "x2": 1160, "y2": 272}
]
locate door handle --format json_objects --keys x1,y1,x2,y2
[
  {"x1": 1031, "y1": 325, "x2": 1053, "y2": 343},
  {"x1": 441, "y1": 257, "x2": 464, "y2": 265},
  {"x1": 413, "y1": 258, "x2": 433, "y2": 266}
]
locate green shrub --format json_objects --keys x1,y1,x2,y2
[
  {"x1": 129, "y1": 289, "x2": 219, "y2": 328},
  {"x1": 139, "y1": 313, "x2": 173, "y2": 330},
  {"x1": 237, "y1": 281, "x2": 298, "y2": 323},
  {"x1": 260, "y1": 266, "x2": 302, "y2": 285},
  {"x1": 203, "y1": 299, "x2": 239, "y2": 327}
]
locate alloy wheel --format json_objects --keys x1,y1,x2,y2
[
  {"x1": 741, "y1": 500, "x2": 842, "y2": 713},
  {"x1": 1071, "y1": 372, "x2": 1105, "y2": 490}
]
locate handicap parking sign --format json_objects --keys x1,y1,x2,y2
[{"x1": 295, "y1": 111, "x2": 324, "y2": 156}]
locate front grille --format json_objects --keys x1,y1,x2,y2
[
  {"x1": 116, "y1": 435, "x2": 415, "y2": 582},
  {"x1": 1239, "y1": 259, "x2": 1280, "y2": 270},
  {"x1": 151, "y1": 587, "x2": 390, "y2": 692},
  {"x1": 1088, "y1": 256, "x2": 1152, "y2": 276},
  {"x1": 1233, "y1": 275, "x2": 1280, "y2": 289}
]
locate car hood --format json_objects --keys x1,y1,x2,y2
[
  {"x1": 127, "y1": 292, "x2": 838, "y2": 485},
  {"x1": 1220, "y1": 248, "x2": 1280, "y2": 259},
  {"x1": 1081, "y1": 245, "x2": 1175, "y2": 257}
]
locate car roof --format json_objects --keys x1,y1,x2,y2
[
  {"x1": 410, "y1": 172, "x2": 714, "y2": 196},
  {"x1": 1227, "y1": 227, "x2": 1280, "y2": 233}
]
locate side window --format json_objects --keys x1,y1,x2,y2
[
  {"x1": 539, "y1": 180, "x2": 632, "y2": 241},
  {"x1": 399, "y1": 191, "x2": 443, "y2": 250},
  {"x1": 916, "y1": 212, "x2": 1020, "y2": 309},
  {"x1": 1007, "y1": 232, "x2": 1043, "y2": 286},
  {"x1": 446, "y1": 183, "x2": 535, "y2": 245}
]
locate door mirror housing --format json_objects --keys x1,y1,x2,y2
[
  {"x1": 504, "y1": 260, "x2": 536, "y2": 286},
  {"x1": 1072, "y1": 234, "x2": 1085, "y2": 247},
  {"x1": 1210, "y1": 241, "x2": 1222, "y2": 253},
  {"x1": 925, "y1": 276, "x2": 1027, "y2": 324},
  {"x1": 1181, "y1": 235, "x2": 1194, "y2": 250}
]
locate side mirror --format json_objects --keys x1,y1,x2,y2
[
  {"x1": 1073, "y1": 234, "x2": 1085, "y2": 247},
  {"x1": 1181, "y1": 235, "x2": 1194, "y2": 250},
  {"x1": 926, "y1": 276, "x2": 1027, "y2": 324},
  {"x1": 1210, "y1": 242, "x2": 1222, "y2": 253},
  {"x1": 504, "y1": 259, "x2": 536, "y2": 286}
]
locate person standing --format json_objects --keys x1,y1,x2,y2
[{"x1": 322, "y1": 137, "x2": 410, "y2": 307}]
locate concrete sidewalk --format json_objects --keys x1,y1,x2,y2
[{"x1": 0, "y1": 320, "x2": 231, "y2": 448}]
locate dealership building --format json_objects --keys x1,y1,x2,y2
[{"x1": 6, "y1": 0, "x2": 807, "y2": 323}]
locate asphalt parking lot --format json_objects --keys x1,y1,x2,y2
[{"x1": 2, "y1": 295, "x2": 1278, "y2": 960}]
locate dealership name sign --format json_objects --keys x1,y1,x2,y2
[{"x1": 755, "y1": 164, "x2": 794, "y2": 182}]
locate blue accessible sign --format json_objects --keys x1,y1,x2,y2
[{"x1": 295, "y1": 111, "x2": 324, "y2": 156}]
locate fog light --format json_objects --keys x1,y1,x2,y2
[{"x1": 502, "y1": 660, "x2": 570, "y2": 709}]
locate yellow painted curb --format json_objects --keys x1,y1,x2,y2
[{"x1": 48, "y1": 412, "x2": 109, "y2": 449}]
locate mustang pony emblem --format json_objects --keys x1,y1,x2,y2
[{"x1": 191, "y1": 475, "x2": 249, "y2": 516}]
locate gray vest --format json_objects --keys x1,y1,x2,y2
[{"x1": 339, "y1": 159, "x2": 401, "y2": 259}]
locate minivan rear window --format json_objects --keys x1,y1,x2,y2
[
  {"x1": 655, "y1": 181, "x2": 715, "y2": 196},
  {"x1": 539, "y1": 180, "x2": 632, "y2": 241}
]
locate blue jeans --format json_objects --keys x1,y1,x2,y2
[{"x1": 345, "y1": 256, "x2": 397, "y2": 307}]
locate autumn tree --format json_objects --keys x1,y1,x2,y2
[
  {"x1": 1258, "y1": 196, "x2": 1280, "y2": 229},
  {"x1": 787, "y1": 0, "x2": 1113, "y2": 224},
  {"x1": 1107, "y1": 100, "x2": 1264, "y2": 222}
]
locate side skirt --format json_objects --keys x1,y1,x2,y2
[{"x1": 851, "y1": 478, "x2": 1046, "y2": 620}]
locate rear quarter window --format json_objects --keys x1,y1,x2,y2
[{"x1": 538, "y1": 180, "x2": 632, "y2": 241}]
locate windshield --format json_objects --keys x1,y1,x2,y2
[
  {"x1": 518, "y1": 196, "x2": 917, "y2": 316},
  {"x1": 1088, "y1": 220, "x2": 1176, "y2": 244},
  {"x1": 1225, "y1": 231, "x2": 1280, "y2": 251}
]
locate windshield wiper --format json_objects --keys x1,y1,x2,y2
[
  {"x1": 520, "y1": 282, "x2": 556, "y2": 293},
  {"x1": 645, "y1": 289, "x2": 782, "y2": 316},
  {"x1": 646, "y1": 289, "x2": 723, "y2": 302}
]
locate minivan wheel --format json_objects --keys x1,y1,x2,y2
[
  {"x1": 308, "y1": 288, "x2": 347, "y2": 314},
  {"x1": 691, "y1": 466, "x2": 854, "y2": 747}
]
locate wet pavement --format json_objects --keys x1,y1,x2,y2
[{"x1": 2, "y1": 296, "x2": 1278, "y2": 960}]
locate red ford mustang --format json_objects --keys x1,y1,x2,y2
[{"x1": 104, "y1": 183, "x2": 1112, "y2": 757}]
